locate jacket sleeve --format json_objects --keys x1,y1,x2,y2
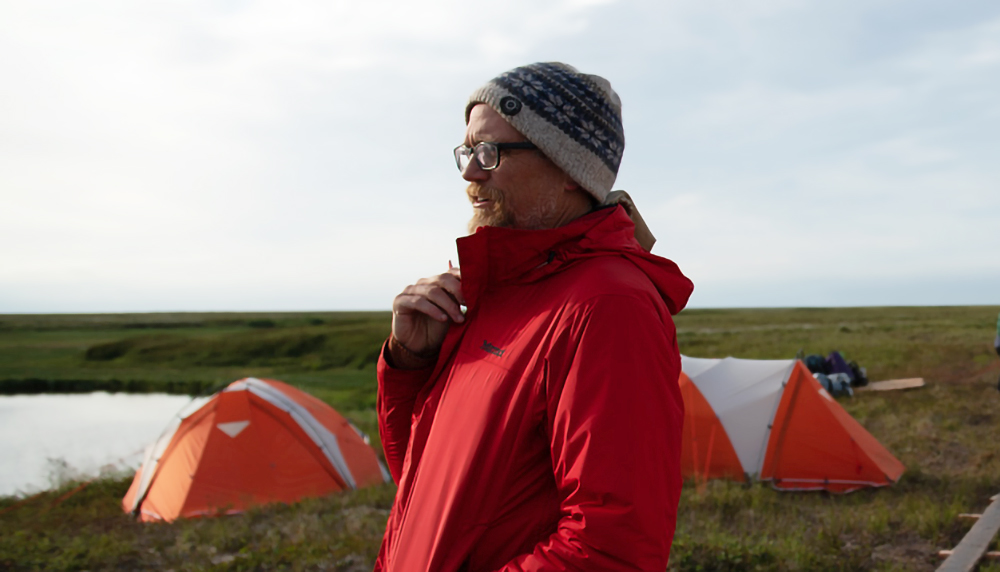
[
  {"x1": 496, "y1": 294, "x2": 685, "y2": 571},
  {"x1": 376, "y1": 339, "x2": 435, "y2": 483}
]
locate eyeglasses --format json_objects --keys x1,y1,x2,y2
[{"x1": 453, "y1": 141, "x2": 538, "y2": 172}]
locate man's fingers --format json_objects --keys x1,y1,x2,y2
[
  {"x1": 394, "y1": 286, "x2": 464, "y2": 323},
  {"x1": 395, "y1": 295, "x2": 452, "y2": 323},
  {"x1": 423, "y1": 286, "x2": 464, "y2": 323},
  {"x1": 437, "y1": 272, "x2": 466, "y2": 306},
  {"x1": 413, "y1": 272, "x2": 466, "y2": 307},
  {"x1": 394, "y1": 293, "x2": 449, "y2": 323}
]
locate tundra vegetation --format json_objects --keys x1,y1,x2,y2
[{"x1": 1, "y1": 306, "x2": 998, "y2": 571}]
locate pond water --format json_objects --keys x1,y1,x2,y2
[{"x1": 0, "y1": 392, "x2": 209, "y2": 497}]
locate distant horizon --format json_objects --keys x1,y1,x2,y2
[{"x1": 3, "y1": 302, "x2": 999, "y2": 317}]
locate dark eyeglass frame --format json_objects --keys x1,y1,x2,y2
[{"x1": 453, "y1": 141, "x2": 538, "y2": 172}]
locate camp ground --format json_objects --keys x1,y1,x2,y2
[
  {"x1": 2, "y1": 306, "x2": 997, "y2": 570},
  {"x1": 678, "y1": 355, "x2": 906, "y2": 492},
  {"x1": 122, "y1": 377, "x2": 390, "y2": 522}
]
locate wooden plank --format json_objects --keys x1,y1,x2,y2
[
  {"x1": 856, "y1": 378, "x2": 925, "y2": 392},
  {"x1": 937, "y1": 494, "x2": 1000, "y2": 572},
  {"x1": 938, "y1": 551, "x2": 1000, "y2": 560}
]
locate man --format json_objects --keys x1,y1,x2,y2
[{"x1": 374, "y1": 62, "x2": 694, "y2": 571}]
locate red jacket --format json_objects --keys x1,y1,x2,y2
[{"x1": 375, "y1": 206, "x2": 693, "y2": 571}]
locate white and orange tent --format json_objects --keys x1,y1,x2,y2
[
  {"x1": 122, "y1": 377, "x2": 390, "y2": 522},
  {"x1": 679, "y1": 356, "x2": 905, "y2": 493}
]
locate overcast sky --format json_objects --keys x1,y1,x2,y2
[{"x1": 1, "y1": 0, "x2": 997, "y2": 313}]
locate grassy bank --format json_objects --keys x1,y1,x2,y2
[
  {"x1": 1, "y1": 306, "x2": 999, "y2": 571},
  {"x1": 0, "y1": 477, "x2": 396, "y2": 572},
  {"x1": 0, "y1": 312, "x2": 391, "y2": 393},
  {"x1": 0, "y1": 312, "x2": 392, "y2": 439}
]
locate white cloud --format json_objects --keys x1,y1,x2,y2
[{"x1": 0, "y1": 0, "x2": 997, "y2": 311}]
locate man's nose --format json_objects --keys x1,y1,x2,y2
[{"x1": 461, "y1": 159, "x2": 489, "y2": 183}]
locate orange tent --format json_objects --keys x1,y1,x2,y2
[
  {"x1": 680, "y1": 356, "x2": 905, "y2": 493},
  {"x1": 122, "y1": 377, "x2": 390, "y2": 522}
]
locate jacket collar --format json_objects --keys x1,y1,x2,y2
[{"x1": 455, "y1": 205, "x2": 694, "y2": 312}]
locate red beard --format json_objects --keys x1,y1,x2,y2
[{"x1": 466, "y1": 183, "x2": 512, "y2": 234}]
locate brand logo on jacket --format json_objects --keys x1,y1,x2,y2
[{"x1": 481, "y1": 340, "x2": 506, "y2": 357}]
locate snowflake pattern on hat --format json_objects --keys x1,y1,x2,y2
[
  {"x1": 493, "y1": 63, "x2": 625, "y2": 173},
  {"x1": 467, "y1": 62, "x2": 625, "y2": 202}
]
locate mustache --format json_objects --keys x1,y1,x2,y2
[
  {"x1": 466, "y1": 183, "x2": 505, "y2": 203},
  {"x1": 466, "y1": 183, "x2": 512, "y2": 234}
]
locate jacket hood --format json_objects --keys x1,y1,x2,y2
[{"x1": 456, "y1": 205, "x2": 693, "y2": 315}]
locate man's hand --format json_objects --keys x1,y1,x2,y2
[{"x1": 389, "y1": 267, "x2": 465, "y2": 369}]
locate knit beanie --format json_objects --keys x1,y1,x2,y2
[{"x1": 466, "y1": 62, "x2": 624, "y2": 203}]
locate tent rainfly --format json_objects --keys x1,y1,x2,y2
[
  {"x1": 123, "y1": 377, "x2": 390, "y2": 522},
  {"x1": 679, "y1": 356, "x2": 905, "y2": 493}
]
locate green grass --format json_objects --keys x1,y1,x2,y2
[
  {"x1": 2, "y1": 306, "x2": 999, "y2": 571},
  {"x1": 0, "y1": 311, "x2": 391, "y2": 412},
  {"x1": 0, "y1": 477, "x2": 395, "y2": 572}
]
